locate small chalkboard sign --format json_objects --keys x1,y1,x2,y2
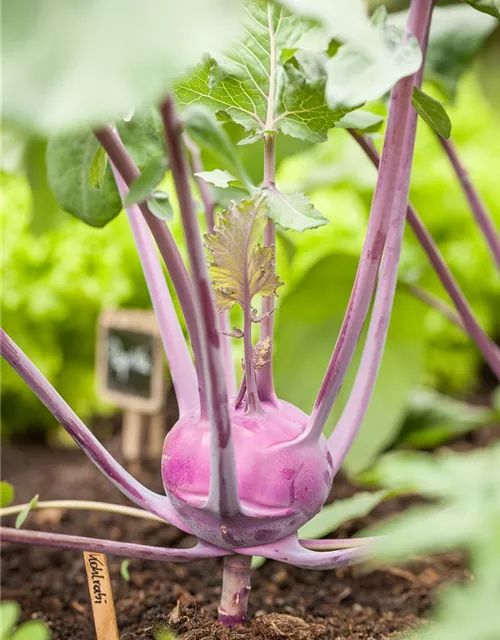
[
  {"x1": 97, "y1": 310, "x2": 165, "y2": 414},
  {"x1": 97, "y1": 310, "x2": 167, "y2": 466}
]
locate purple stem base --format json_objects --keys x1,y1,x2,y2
[{"x1": 218, "y1": 554, "x2": 252, "y2": 627}]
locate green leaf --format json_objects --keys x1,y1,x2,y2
[
  {"x1": 11, "y1": 621, "x2": 50, "y2": 640},
  {"x1": 147, "y1": 191, "x2": 174, "y2": 221},
  {"x1": 182, "y1": 106, "x2": 252, "y2": 188},
  {"x1": 299, "y1": 490, "x2": 391, "y2": 540},
  {"x1": 124, "y1": 157, "x2": 167, "y2": 206},
  {"x1": 274, "y1": 255, "x2": 426, "y2": 474},
  {"x1": 325, "y1": 7, "x2": 422, "y2": 109},
  {"x1": 205, "y1": 195, "x2": 283, "y2": 310},
  {"x1": 264, "y1": 186, "x2": 328, "y2": 232},
  {"x1": 120, "y1": 559, "x2": 131, "y2": 583},
  {"x1": 466, "y1": 0, "x2": 500, "y2": 19},
  {"x1": 46, "y1": 132, "x2": 122, "y2": 227},
  {"x1": 117, "y1": 108, "x2": 166, "y2": 170},
  {"x1": 89, "y1": 146, "x2": 108, "y2": 190},
  {"x1": 412, "y1": 87, "x2": 452, "y2": 139},
  {"x1": 395, "y1": 389, "x2": 497, "y2": 449},
  {"x1": 0, "y1": 602, "x2": 20, "y2": 640},
  {"x1": 390, "y1": 5, "x2": 497, "y2": 100},
  {"x1": 176, "y1": 2, "x2": 349, "y2": 143},
  {"x1": 366, "y1": 444, "x2": 500, "y2": 562},
  {"x1": 195, "y1": 169, "x2": 239, "y2": 189},
  {"x1": 335, "y1": 110, "x2": 384, "y2": 133},
  {"x1": 0, "y1": 482, "x2": 14, "y2": 508},
  {"x1": 15, "y1": 494, "x2": 39, "y2": 529},
  {"x1": 1, "y1": 0, "x2": 243, "y2": 134}
]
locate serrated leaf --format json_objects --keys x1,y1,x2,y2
[
  {"x1": 89, "y1": 145, "x2": 108, "y2": 189},
  {"x1": 206, "y1": 195, "x2": 283, "y2": 311},
  {"x1": 466, "y1": 0, "x2": 500, "y2": 18},
  {"x1": 15, "y1": 494, "x2": 39, "y2": 529},
  {"x1": 176, "y1": 2, "x2": 349, "y2": 143},
  {"x1": 124, "y1": 157, "x2": 167, "y2": 206},
  {"x1": 335, "y1": 110, "x2": 385, "y2": 133},
  {"x1": 147, "y1": 191, "x2": 174, "y2": 221},
  {"x1": 0, "y1": 482, "x2": 14, "y2": 508},
  {"x1": 412, "y1": 87, "x2": 452, "y2": 139},
  {"x1": 46, "y1": 132, "x2": 122, "y2": 227},
  {"x1": 0, "y1": 602, "x2": 20, "y2": 640},
  {"x1": 195, "y1": 169, "x2": 239, "y2": 189},
  {"x1": 1, "y1": 0, "x2": 242, "y2": 135},
  {"x1": 390, "y1": 5, "x2": 497, "y2": 101},
  {"x1": 326, "y1": 7, "x2": 422, "y2": 108},
  {"x1": 264, "y1": 187, "x2": 328, "y2": 232}
]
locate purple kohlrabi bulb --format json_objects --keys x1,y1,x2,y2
[{"x1": 161, "y1": 399, "x2": 333, "y2": 548}]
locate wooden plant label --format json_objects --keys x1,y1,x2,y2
[{"x1": 83, "y1": 552, "x2": 119, "y2": 640}]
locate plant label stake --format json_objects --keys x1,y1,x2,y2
[
  {"x1": 97, "y1": 310, "x2": 168, "y2": 468},
  {"x1": 83, "y1": 552, "x2": 120, "y2": 640}
]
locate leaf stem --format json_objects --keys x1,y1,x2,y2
[
  {"x1": 327, "y1": 0, "x2": 434, "y2": 470},
  {"x1": 94, "y1": 127, "x2": 207, "y2": 412},
  {"x1": 184, "y1": 133, "x2": 237, "y2": 397},
  {"x1": 0, "y1": 330, "x2": 189, "y2": 531},
  {"x1": 0, "y1": 526, "x2": 228, "y2": 562},
  {"x1": 305, "y1": 0, "x2": 434, "y2": 442},
  {"x1": 256, "y1": 3, "x2": 279, "y2": 406},
  {"x1": 0, "y1": 500, "x2": 163, "y2": 522},
  {"x1": 349, "y1": 131, "x2": 500, "y2": 380},
  {"x1": 160, "y1": 96, "x2": 240, "y2": 518},
  {"x1": 405, "y1": 283, "x2": 464, "y2": 330},
  {"x1": 438, "y1": 136, "x2": 500, "y2": 272},
  {"x1": 112, "y1": 167, "x2": 199, "y2": 415}
]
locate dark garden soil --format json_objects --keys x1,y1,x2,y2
[{"x1": 2, "y1": 419, "x2": 500, "y2": 640}]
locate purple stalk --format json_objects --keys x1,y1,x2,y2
[
  {"x1": 304, "y1": 0, "x2": 433, "y2": 442},
  {"x1": 256, "y1": 135, "x2": 279, "y2": 406},
  {"x1": 327, "y1": 1, "x2": 434, "y2": 471},
  {"x1": 438, "y1": 136, "x2": 500, "y2": 272},
  {"x1": 160, "y1": 96, "x2": 240, "y2": 518},
  {"x1": 94, "y1": 127, "x2": 207, "y2": 413},
  {"x1": 184, "y1": 134, "x2": 236, "y2": 397},
  {"x1": 350, "y1": 131, "x2": 500, "y2": 379},
  {"x1": 0, "y1": 527, "x2": 228, "y2": 562},
  {"x1": 0, "y1": 330, "x2": 189, "y2": 532},
  {"x1": 407, "y1": 284, "x2": 465, "y2": 330},
  {"x1": 218, "y1": 554, "x2": 252, "y2": 627},
  {"x1": 238, "y1": 534, "x2": 368, "y2": 570},
  {"x1": 112, "y1": 167, "x2": 199, "y2": 415}
]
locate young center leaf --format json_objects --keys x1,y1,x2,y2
[
  {"x1": 264, "y1": 186, "x2": 328, "y2": 232},
  {"x1": 412, "y1": 87, "x2": 452, "y2": 138},
  {"x1": 176, "y1": 1, "x2": 350, "y2": 143},
  {"x1": 195, "y1": 169, "x2": 240, "y2": 189},
  {"x1": 326, "y1": 7, "x2": 422, "y2": 108},
  {"x1": 205, "y1": 195, "x2": 283, "y2": 311},
  {"x1": 15, "y1": 494, "x2": 39, "y2": 529}
]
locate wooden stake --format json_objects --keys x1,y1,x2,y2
[
  {"x1": 122, "y1": 410, "x2": 144, "y2": 471},
  {"x1": 83, "y1": 552, "x2": 119, "y2": 640},
  {"x1": 147, "y1": 407, "x2": 166, "y2": 458}
]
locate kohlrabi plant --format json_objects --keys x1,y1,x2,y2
[{"x1": 1, "y1": 0, "x2": 499, "y2": 628}]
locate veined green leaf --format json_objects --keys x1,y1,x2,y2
[
  {"x1": 1, "y1": 0, "x2": 242, "y2": 135},
  {"x1": 0, "y1": 482, "x2": 14, "y2": 509},
  {"x1": 412, "y1": 87, "x2": 452, "y2": 139},
  {"x1": 124, "y1": 157, "x2": 167, "y2": 206},
  {"x1": 15, "y1": 494, "x2": 39, "y2": 529},
  {"x1": 466, "y1": 0, "x2": 500, "y2": 18},
  {"x1": 205, "y1": 195, "x2": 283, "y2": 310},
  {"x1": 390, "y1": 5, "x2": 497, "y2": 100},
  {"x1": 335, "y1": 110, "x2": 385, "y2": 133},
  {"x1": 195, "y1": 169, "x2": 239, "y2": 189},
  {"x1": 176, "y1": 1, "x2": 349, "y2": 143},
  {"x1": 147, "y1": 191, "x2": 174, "y2": 221},
  {"x1": 264, "y1": 186, "x2": 328, "y2": 231},
  {"x1": 46, "y1": 132, "x2": 122, "y2": 227},
  {"x1": 326, "y1": 7, "x2": 422, "y2": 108}
]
